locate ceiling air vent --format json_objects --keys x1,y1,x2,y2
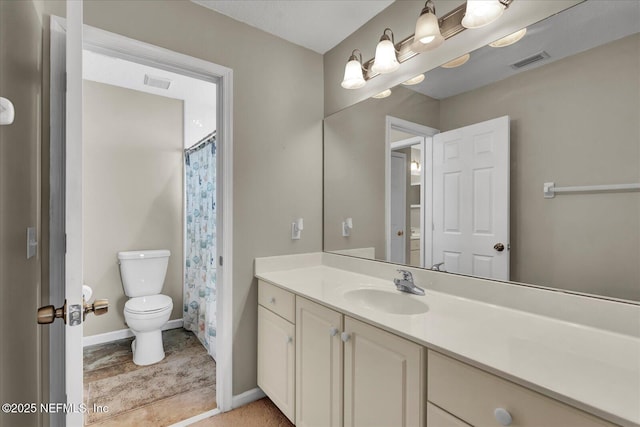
[
  {"x1": 143, "y1": 74, "x2": 172, "y2": 90},
  {"x1": 510, "y1": 51, "x2": 550, "y2": 70}
]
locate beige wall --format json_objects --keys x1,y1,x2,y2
[
  {"x1": 0, "y1": 0, "x2": 44, "y2": 426},
  {"x1": 324, "y1": 86, "x2": 438, "y2": 259},
  {"x1": 42, "y1": 0, "x2": 323, "y2": 394},
  {"x1": 82, "y1": 81, "x2": 184, "y2": 336},
  {"x1": 439, "y1": 34, "x2": 640, "y2": 300}
]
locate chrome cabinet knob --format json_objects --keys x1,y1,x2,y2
[
  {"x1": 341, "y1": 332, "x2": 351, "y2": 342},
  {"x1": 329, "y1": 327, "x2": 339, "y2": 337}
]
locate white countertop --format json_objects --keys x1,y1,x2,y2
[{"x1": 256, "y1": 262, "x2": 640, "y2": 427}]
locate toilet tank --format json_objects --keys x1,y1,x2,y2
[{"x1": 118, "y1": 250, "x2": 171, "y2": 297}]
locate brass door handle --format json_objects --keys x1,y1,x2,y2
[
  {"x1": 397, "y1": 230, "x2": 404, "y2": 236},
  {"x1": 84, "y1": 299, "x2": 109, "y2": 320},
  {"x1": 37, "y1": 301, "x2": 67, "y2": 325}
]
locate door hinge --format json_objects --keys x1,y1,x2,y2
[{"x1": 219, "y1": 256, "x2": 223, "y2": 266}]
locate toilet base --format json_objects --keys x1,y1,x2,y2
[{"x1": 131, "y1": 330, "x2": 165, "y2": 366}]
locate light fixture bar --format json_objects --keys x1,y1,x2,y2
[{"x1": 360, "y1": 0, "x2": 512, "y2": 82}]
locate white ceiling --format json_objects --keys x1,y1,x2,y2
[{"x1": 191, "y1": 0, "x2": 395, "y2": 54}]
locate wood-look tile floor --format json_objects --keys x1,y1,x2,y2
[
  {"x1": 83, "y1": 328, "x2": 216, "y2": 426},
  {"x1": 193, "y1": 398, "x2": 294, "y2": 427}
]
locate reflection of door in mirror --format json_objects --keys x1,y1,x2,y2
[
  {"x1": 390, "y1": 151, "x2": 407, "y2": 264},
  {"x1": 433, "y1": 116, "x2": 510, "y2": 280}
]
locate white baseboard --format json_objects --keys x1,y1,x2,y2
[
  {"x1": 83, "y1": 319, "x2": 184, "y2": 347},
  {"x1": 169, "y1": 408, "x2": 221, "y2": 427},
  {"x1": 231, "y1": 387, "x2": 266, "y2": 409}
]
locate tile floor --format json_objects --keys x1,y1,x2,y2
[{"x1": 83, "y1": 328, "x2": 216, "y2": 426}]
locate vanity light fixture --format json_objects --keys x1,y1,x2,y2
[
  {"x1": 461, "y1": 0, "x2": 509, "y2": 29},
  {"x1": 402, "y1": 74, "x2": 426, "y2": 86},
  {"x1": 489, "y1": 28, "x2": 527, "y2": 47},
  {"x1": 412, "y1": 0, "x2": 444, "y2": 52},
  {"x1": 441, "y1": 53, "x2": 471, "y2": 68},
  {"x1": 341, "y1": 49, "x2": 367, "y2": 89},
  {"x1": 372, "y1": 89, "x2": 392, "y2": 99},
  {"x1": 371, "y1": 28, "x2": 400, "y2": 74}
]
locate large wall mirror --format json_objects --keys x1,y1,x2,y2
[{"x1": 324, "y1": 1, "x2": 640, "y2": 302}]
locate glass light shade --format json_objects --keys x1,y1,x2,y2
[
  {"x1": 402, "y1": 74, "x2": 425, "y2": 86},
  {"x1": 412, "y1": 11, "x2": 444, "y2": 52},
  {"x1": 489, "y1": 28, "x2": 527, "y2": 47},
  {"x1": 372, "y1": 89, "x2": 392, "y2": 99},
  {"x1": 441, "y1": 53, "x2": 471, "y2": 68},
  {"x1": 341, "y1": 59, "x2": 366, "y2": 89},
  {"x1": 462, "y1": 0, "x2": 505, "y2": 29},
  {"x1": 371, "y1": 39, "x2": 400, "y2": 74}
]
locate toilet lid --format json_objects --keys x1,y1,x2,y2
[{"x1": 125, "y1": 294, "x2": 172, "y2": 314}]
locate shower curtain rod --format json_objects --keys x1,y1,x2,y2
[{"x1": 184, "y1": 130, "x2": 216, "y2": 156}]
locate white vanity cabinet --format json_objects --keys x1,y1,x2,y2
[
  {"x1": 294, "y1": 295, "x2": 425, "y2": 427},
  {"x1": 343, "y1": 317, "x2": 425, "y2": 427},
  {"x1": 257, "y1": 281, "x2": 296, "y2": 423},
  {"x1": 427, "y1": 350, "x2": 617, "y2": 427}
]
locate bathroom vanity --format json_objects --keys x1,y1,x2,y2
[{"x1": 255, "y1": 253, "x2": 639, "y2": 427}]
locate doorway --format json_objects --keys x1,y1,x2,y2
[{"x1": 49, "y1": 15, "x2": 233, "y2": 426}]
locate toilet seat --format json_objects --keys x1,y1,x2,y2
[{"x1": 125, "y1": 294, "x2": 172, "y2": 314}]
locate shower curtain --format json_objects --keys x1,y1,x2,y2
[{"x1": 183, "y1": 138, "x2": 217, "y2": 357}]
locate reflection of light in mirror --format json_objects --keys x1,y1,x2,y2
[
  {"x1": 411, "y1": 160, "x2": 421, "y2": 172},
  {"x1": 192, "y1": 119, "x2": 203, "y2": 128},
  {"x1": 402, "y1": 74, "x2": 426, "y2": 85},
  {"x1": 489, "y1": 28, "x2": 527, "y2": 48},
  {"x1": 372, "y1": 89, "x2": 392, "y2": 99},
  {"x1": 441, "y1": 53, "x2": 471, "y2": 68},
  {"x1": 462, "y1": 0, "x2": 506, "y2": 29}
]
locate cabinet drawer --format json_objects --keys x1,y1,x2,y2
[
  {"x1": 427, "y1": 402, "x2": 471, "y2": 427},
  {"x1": 410, "y1": 239, "x2": 420, "y2": 250},
  {"x1": 258, "y1": 280, "x2": 295, "y2": 323},
  {"x1": 428, "y1": 350, "x2": 615, "y2": 427}
]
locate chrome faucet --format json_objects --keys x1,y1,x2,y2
[
  {"x1": 394, "y1": 270, "x2": 425, "y2": 296},
  {"x1": 432, "y1": 262, "x2": 445, "y2": 272}
]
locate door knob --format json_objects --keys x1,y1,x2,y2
[
  {"x1": 37, "y1": 301, "x2": 67, "y2": 325},
  {"x1": 494, "y1": 243, "x2": 505, "y2": 252},
  {"x1": 397, "y1": 230, "x2": 404, "y2": 236},
  {"x1": 83, "y1": 299, "x2": 109, "y2": 320}
]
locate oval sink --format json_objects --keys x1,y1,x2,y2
[{"x1": 343, "y1": 288, "x2": 428, "y2": 315}]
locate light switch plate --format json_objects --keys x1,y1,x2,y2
[{"x1": 27, "y1": 227, "x2": 37, "y2": 259}]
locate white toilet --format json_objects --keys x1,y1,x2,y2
[{"x1": 118, "y1": 249, "x2": 173, "y2": 366}]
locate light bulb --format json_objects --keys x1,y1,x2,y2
[
  {"x1": 462, "y1": 0, "x2": 506, "y2": 29},
  {"x1": 412, "y1": 1, "x2": 444, "y2": 53},
  {"x1": 371, "y1": 30, "x2": 400, "y2": 74}
]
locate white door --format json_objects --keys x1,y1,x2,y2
[
  {"x1": 389, "y1": 152, "x2": 406, "y2": 263},
  {"x1": 65, "y1": 1, "x2": 85, "y2": 425},
  {"x1": 432, "y1": 116, "x2": 510, "y2": 280}
]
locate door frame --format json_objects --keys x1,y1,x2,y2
[
  {"x1": 49, "y1": 15, "x2": 234, "y2": 421},
  {"x1": 385, "y1": 116, "x2": 439, "y2": 268}
]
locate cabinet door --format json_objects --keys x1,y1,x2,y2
[
  {"x1": 257, "y1": 306, "x2": 295, "y2": 423},
  {"x1": 296, "y1": 297, "x2": 343, "y2": 427},
  {"x1": 344, "y1": 317, "x2": 425, "y2": 427}
]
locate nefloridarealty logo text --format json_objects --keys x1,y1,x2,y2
[{"x1": 2, "y1": 402, "x2": 109, "y2": 414}]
